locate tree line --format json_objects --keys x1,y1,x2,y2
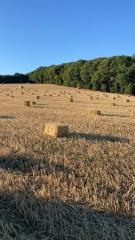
[
  {"x1": 1, "y1": 55, "x2": 135, "y2": 94},
  {"x1": 0, "y1": 73, "x2": 30, "y2": 84},
  {"x1": 28, "y1": 55, "x2": 135, "y2": 94}
]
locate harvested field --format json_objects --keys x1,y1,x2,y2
[{"x1": 0, "y1": 84, "x2": 135, "y2": 240}]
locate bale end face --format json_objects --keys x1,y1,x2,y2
[
  {"x1": 130, "y1": 110, "x2": 135, "y2": 116},
  {"x1": 89, "y1": 110, "x2": 101, "y2": 115},
  {"x1": 70, "y1": 97, "x2": 73, "y2": 103},
  {"x1": 24, "y1": 101, "x2": 31, "y2": 107},
  {"x1": 32, "y1": 101, "x2": 36, "y2": 105},
  {"x1": 43, "y1": 123, "x2": 69, "y2": 138},
  {"x1": 111, "y1": 103, "x2": 116, "y2": 106}
]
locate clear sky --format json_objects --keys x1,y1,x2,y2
[{"x1": 0, "y1": 0, "x2": 134, "y2": 74}]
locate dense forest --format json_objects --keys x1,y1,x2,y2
[
  {"x1": 1, "y1": 56, "x2": 135, "y2": 94},
  {"x1": 28, "y1": 55, "x2": 135, "y2": 94},
  {"x1": 0, "y1": 73, "x2": 29, "y2": 84}
]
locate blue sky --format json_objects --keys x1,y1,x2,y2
[{"x1": 0, "y1": 0, "x2": 134, "y2": 74}]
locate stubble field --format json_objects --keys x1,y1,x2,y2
[{"x1": 0, "y1": 84, "x2": 135, "y2": 240}]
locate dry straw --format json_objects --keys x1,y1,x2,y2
[
  {"x1": 24, "y1": 101, "x2": 31, "y2": 107},
  {"x1": 70, "y1": 96, "x2": 73, "y2": 103},
  {"x1": 89, "y1": 109, "x2": 101, "y2": 115},
  {"x1": 43, "y1": 123, "x2": 69, "y2": 138},
  {"x1": 32, "y1": 101, "x2": 36, "y2": 105}
]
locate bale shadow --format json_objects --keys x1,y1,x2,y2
[
  {"x1": 31, "y1": 104, "x2": 65, "y2": 110},
  {"x1": 0, "y1": 153, "x2": 75, "y2": 175},
  {"x1": 117, "y1": 104, "x2": 135, "y2": 108},
  {"x1": 0, "y1": 189, "x2": 135, "y2": 240},
  {"x1": 101, "y1": 113, "x2": 129, "y2": 117},
  {"x1": 68, "y1": 132, "x2": 129, "y2": 143},
  {"x1": 0, "y1": 115, "x2": 15, "y2": 119}
]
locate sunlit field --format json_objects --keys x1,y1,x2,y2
[{"x1": 0, "y1": 84, "x2": 135, "y2": 240}]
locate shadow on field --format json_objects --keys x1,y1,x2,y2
[
  {"x1": 0, "y1": 115, "x2": 15, "y2": 119},
  {"x1": 31, "y1": 103, "x2": 65, "y2": 109},
  {"x1": 0, "y1": 189, "x2": 135, "y2": 240},
  {"x1": 0, "y1": 153, "x2": 75, "y2": 175},
  {"x1": 101, "y1": 113, "x2": 129, "y2": 117},
  {"x1": 68, "y1": 132, "x2": 129, "y2": 143}
]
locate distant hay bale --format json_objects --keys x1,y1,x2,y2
[
  {"x1": 113, "y1": 97, "x2": 116, "y2": 100},
  {"x1": 21, "y1": 86, "x2": 24, "y2": 89},
  {"x1": 37, "y1": 96, "x2": 40, "y2": 100},
  {"x1": 89, "y1": 109, "x2": 101, "y2": 115},
  {"x1": 90, "y1": 96, "x2": 93, "y2": 100},
  {"x1": 32, "y1": 101, "x2": 36, "y2": 105},
  {"x1": 112, "y1": 103, "x2": 116, "y2": 106},
  {"x1": 125, "y1": 99, "x2": 130, "y2": 103},
  {"x1": 21, "y1": 92, "x2": 24, "y2": 95},
  {"x1": 43, "y1": 123, "x2": 69, "y2": 138},
  {"x1": 130, "y1": 110, "x2": 135, "y2": 116},
  {"x1": 70, "y1": 96, "x2": 73, "y2": 103},
  {"x1": 24, "y1": 101, "x2": 31, "y2": 107}
]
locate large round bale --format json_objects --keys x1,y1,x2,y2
[
  {"x1": 24, "y1": 101, "x2": 31, "y2": 107},
  {"x1": 43, "y1": 123, "x2": 69, "y2": 138},
  {"x1": 89, "y1": 109, "x2": 101, "y2": 115}
]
